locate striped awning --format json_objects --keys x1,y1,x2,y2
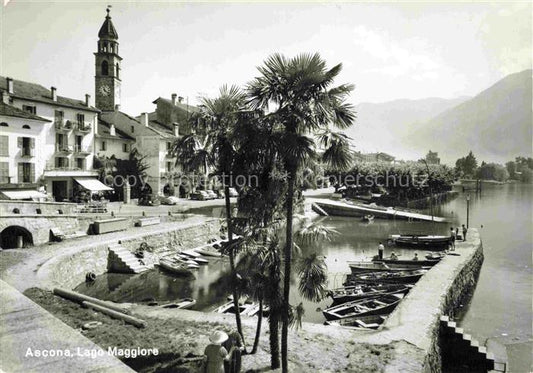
[{"x1": 74, "y1": 178, "x2": 113, "y2": 192}]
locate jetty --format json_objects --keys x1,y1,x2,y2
[{"x1": 312, "y1": 200, "x2": 448, "y2": 222}]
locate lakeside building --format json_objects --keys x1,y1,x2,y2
[
  {"x1": 0, "y1": 76, "x2": 100, "y2": 201},
  {"x1": 354, "y1": 151, "x2": 397, "y2": 164}
]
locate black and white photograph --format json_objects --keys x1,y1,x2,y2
[{"x1": 0, "y1": 2, "x2": 531, "y2": 372}]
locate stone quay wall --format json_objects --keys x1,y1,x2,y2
[
  {"x1": 377, "y1": 228, "x2": 484, "y2": 372},
  {"x1": 36, "y1": 219, "x2": 221, "y2": 290}
]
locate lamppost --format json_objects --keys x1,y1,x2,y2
[{"x1": 466, "y1": 194, "x2": 470, "y2": 228}]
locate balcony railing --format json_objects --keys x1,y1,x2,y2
[
  {"x1": 55, "y1": 144, "x2": 73, "y2": 153},
  {"x1": 73, "y1": 145, "x2": 91, "y2": 154},
  {"x1": 54, "y1": 119, "x2": 73, "y2": 131},
  {"x1": 74, "y1": 122, "x2": 92, "y2": 133},
  {"x1": 45, "y1": 164, "x2": 85, "y2": 171}
]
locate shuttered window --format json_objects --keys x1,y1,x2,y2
[
  {"x1": 18, "y1": 163, "x2": 33, "y2": 183},
  {"x1": 0, "y1": 162, "x2": 9, "y2": 183},
  {"x1": 0, "y1": 136, "x2": 8, "y2": 156}
]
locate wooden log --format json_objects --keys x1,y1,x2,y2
[
  {"x1": 53, "y1": 288, "x2": 129, "y2": 314},
  {"x1": 82, "y1": 301, "x2": 147, "y2": 328}
]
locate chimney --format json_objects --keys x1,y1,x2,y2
[
  {"x1": 6, "y1": 77, "x2": 13, "y2": 94},
  {"x1": 110, "y1": 124, "x2": 116, "y2": 136},
  {"x1": 141, "y1": 112, "x2": 149, "y2": 127},
  {"x1": 114, "y1": 104, "x2": 120, "y2": 111},
  {"x1": 1, "y1": 91, "x2": 9, "y2": 105},
  {"x1": 85, "y1": 94, "x2": 91, "y2": 107},
  {"x1": 173, "y1": 123, "x2": 179, "y2": 136},
  {"x1": 51, "y1": 87, "x2": 57, "y2": 101},
  {"x1": 178, "y1": 96, "x2": 184, "y2": 104},
  {"x1": 171, "y1": 93, "x2": 177, "y2": 105}
]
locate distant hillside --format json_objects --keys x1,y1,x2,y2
[
  {"x1": 404, "y1": 69, "x2": 532, "y2": 164},
  {"x1": 346, "y1": 97, "x2": 469, "y2": 161}
]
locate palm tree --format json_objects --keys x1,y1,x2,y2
[
  {"x1": 181, "y1": 85, "x2": 249, "y2": 343},
  {"x1": 247, "y1": 52, "x2": 356, "y2": 372}
]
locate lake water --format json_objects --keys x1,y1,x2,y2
[{"x1": 75, "y1": 183, "x2": 532, "y2": 370}]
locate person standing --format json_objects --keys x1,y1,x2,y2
[
  {"x1": 223, "y1": 330, "x2": 244, "y2": 373},
  {"x1": 462, "y1": 224, "x2": 468, "y2": 241},
  {"x1": 204, "y1": 331, "x2": 232, "y2": 373},
  {"x1": 450, "y1": 227, "x2": 456, "y2": 250},
  {"x1": 378, "y1": 242, "x2": 385, "y2": 260}
]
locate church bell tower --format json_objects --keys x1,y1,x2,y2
[{"x1": 95, "y1": 7, "x2": 122, "y2": 112}]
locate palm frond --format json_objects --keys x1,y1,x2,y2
[{"x1": 296, "y1": 254, "x2": 328, "y2": 302}]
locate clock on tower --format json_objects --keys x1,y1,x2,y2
[{"x1": 95, "y1": 7, "x2": 122, "y2": 111}]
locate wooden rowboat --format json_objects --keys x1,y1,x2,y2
[
  {"x1": 345, "y1": 269, "x2": 428, "y2": 285},
  {"x1": 325, "y1": 314, "x2": 387, "y2": 329},
  {"x1": 348, "y1": 261, "x2": 420, "y2": 274},
  {"x1": 159, "y1": 298, "x2": 196, "y2": 309},
  {"x1": 387, "y1": 234, "x2": 451, "y2": 249},
  {"x1": 328, "y1": 284, "x2": 411, "y2": 305},
  {"x1": 158, "y1": 259, "x2": 193, "y2": 275},
  {"x1": 194, "y1": 245, "x2": 222, "y2": 257},
  {"x1": 322, "y1": 293, "x2": 405, "y2": 321}
]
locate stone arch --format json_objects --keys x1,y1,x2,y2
[{"x1": 0, "y1": 225, "x2": 33, "y2": 249}]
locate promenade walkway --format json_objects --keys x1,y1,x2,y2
[{"x1": 0, "y1": 280, "x2": 134, "y2": 373}]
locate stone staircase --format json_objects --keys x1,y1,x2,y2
[
  {"x1": 440, "y1": 316, "x2": 507, "y2": 372},
  {"x1": 107, "y1": 244, "x2": 151, "y2": 274}
]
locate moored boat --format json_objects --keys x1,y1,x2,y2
[
  {"x1": 387, "y1": 234, "x2": 451, "y2": 249},
  {"x1": 195, "y1": 245, "x2": 222, "y2": 257},
  {"x1": 159, "y1": 298, "x2": 196, "y2": 309},
  {"x1": 322, "y1": 293, "x2": 405, "y2": 321},
  {"x1": 325, "y1": 314, "x2": 387, "y2": 329},
  {"x1": 214, "y1": 300, "x2": 256, "y2": 316},
  {"x1": 158, "y1": 259, "x2": 193, "y2": 275},
  {"x1": 328, "y1": 283, "x2": 411, "y2": 305},
  {"x1": 345, "y1": 269, "x2": 428, "y2": 285},
  {"x1": 348, "y1": 261, "x2": 421, "y2": 274},
  {"x1": 165, "y1": 255, "x2": 200, "y2": 269},
  {"x1": 372, "y1": 256, "x2": 441, "y2": 267}
]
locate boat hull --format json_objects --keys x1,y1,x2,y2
[
  {"x1": 329, "y1": 284, "x2": 411, "y2": 305},
  {"x1": 348, "y1": 261, "x2": 421, "y2": 274},
  {"x1": 388, "y1": 235, "x2": 451, "y2": 249},
  {"x1": 323, "y1": 294, "x2": 404, "y2": 321},
  {"x1": 158, "y1": 260, "x2": 192, "y2": 275},
  {"x1": 345, "y1": 270, "x2": 427, "y2": 285},
  {"x1": 373, "y1": 258, "x2": 441, "y2": 267}
]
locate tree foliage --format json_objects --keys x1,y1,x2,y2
[{"x1": 455, "y1": 151, "x2": 478, "y2": 177}]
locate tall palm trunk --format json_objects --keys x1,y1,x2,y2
[
  {"x1": 268, "y1": 255, "x2": 281, "y2": 369},
  {"x1": 225, "y1": 185, "x2": 245, "y2": 345},
  {"x1": 269, "y1": 307, "x2": 281, "y2": 369},
  {"x1": 251, "y1": 295, "x2": 263, "y2": 354},
  {"x1": 281, "y1": 170, "x2": 295, "y2": 373}
]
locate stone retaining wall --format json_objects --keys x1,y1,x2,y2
[
  {"x1": 375, "y1": 228, "x2": 484, "y2": 372},
  {"x1": 36, "y1": 219, "x2": 221, "y2": 290}
]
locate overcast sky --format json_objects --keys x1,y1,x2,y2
[{"x1": 1, "y1": 1, "x2": 531, "y2": 116}]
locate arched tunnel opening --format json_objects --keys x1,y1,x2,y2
[{"x1": 0, "y1": 226, "x2": 34, "y2": 249}]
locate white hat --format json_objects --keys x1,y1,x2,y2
[{"x1": 209, "y1": 330, "x2": 228, "y2": 344}]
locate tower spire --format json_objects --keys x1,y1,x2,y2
[{"x1": 98, "y1": 5, "x2": 118, "y2": 40}]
